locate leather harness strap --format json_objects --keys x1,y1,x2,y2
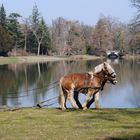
[{"x1": 76, "y1": 71, "x2": 108, "y2": 92}]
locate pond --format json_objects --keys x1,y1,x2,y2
[{"x1": 0, "y1": 58, "x2": 140, "y2": 108}]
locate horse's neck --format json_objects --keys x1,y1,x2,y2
[
  {"x1": 94, "y1": 70, "x2": 106, "y2": 82},
  {"x1": 93, "y1": 70, "x2": 107, "y2": 90}
]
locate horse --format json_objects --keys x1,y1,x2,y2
[{"x1": 59, "y1": 62, "x2": 117, "y2": 110}]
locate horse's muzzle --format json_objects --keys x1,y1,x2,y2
[
  {"x1": 112, "y1": 79, "x2": 117, "y2": 85},
  {"x1": 111, "y1": 77, "x2": 117, "y2": 85},
  {"x1": 108, "y1": 77, "x2": 117, "y2": 85}
]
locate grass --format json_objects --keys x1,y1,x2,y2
[
  {"x1": 0, "y1": 57, "x2": 19, "y2": 65},
  {"x1": 0, "y1": 108, "x2": 139, "y2": 140}
]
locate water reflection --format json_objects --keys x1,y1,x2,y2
[
  {"x1": 0, "y1": 58, "x2": 139, "y2": 108},
  {"x1": 100, "y1": 59, "x2": 140, "y2": 108}
]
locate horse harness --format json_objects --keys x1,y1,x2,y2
[{"x1": 76, "y1": 72, "x2": 107, "y2": 93}]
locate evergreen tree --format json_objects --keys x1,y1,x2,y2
[
  {"x1": 0, "y1": 4, "x2": 6, "y2": 28},
  {"x1": 31, "y1": 4, "x2": 40, "y2": 26},
  {"x1": 0, "y1": 25, "x2": 14, "y2": 56},
  {"x1": 30, "y1": 4, "x2": 51, "y2": 55},
  {"x1": 7, "y1": 13, "x2": 22, "y2": 49},
  {"x1": 40, "y1": 18, "x2": 51, "y2": 55},
  {"x1": 30, "y1": 4, "x2": 41, "y2": 55}
]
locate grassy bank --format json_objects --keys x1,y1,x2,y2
[
  {"x1": 0, "y1": 108, "x2": 139, "y2": 140},
  {"x1": 0, "y1": 55, "x2": 100, "y2": 65},
  {"x1": 0, "y1": 55, "x2": 139, "y2": 65},
  {"x1": 0, "y1": 57, "x2": 19, "y2": 65}
]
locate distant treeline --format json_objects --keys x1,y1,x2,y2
[{"x1": 0, "y1": 0, "x2": 140, "y2": 56}]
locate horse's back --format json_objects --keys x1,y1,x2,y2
[
  {"x1": 63, "y1": 73, "x2": 87, "y2": 82},
  {"x1": 61, "y1": 73, "x2": 90, "y2": 90}
]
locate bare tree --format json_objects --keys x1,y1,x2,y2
[
  {"x1": 30, "y1": 4, "x2": 50, "y2": 56},
  {"x1": 21, "y1": 18, "x2": 29, "y2": 51},
  {"x1": 51, "y1": 17, "x2": 69, "y2": 55},
  {"x1": 31, "y1": 18, "x2": 47, "y2": 56},
  {"x1": 131, "y1": 0, "x2": 140, "y2": 26},
  {"x1": 67, "y1": 21, "x2": 86, "y2": 55},
  {"x1": 51, "y1": 17, "x2": 86, "y2": 55},
  {"x1": 92, "y1": 16, "x2": 113, "y2": 55}
]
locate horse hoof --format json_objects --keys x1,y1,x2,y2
[
  {"x1": 83, "y1": 107, "x2": 87, "y2": 110},
  {"x1": 96, "y1": 105, "x2": 101, "y2": 109},
  {"x1": 74, "y1": 106, "x2": 79, "y2": 110},
  {"x1": 62, "y1": 107, "x2": 66, "y2": 110}
]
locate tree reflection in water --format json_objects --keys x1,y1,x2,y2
[{"x1": 0, "y1": 59, "x2": 139, "y2": 108}]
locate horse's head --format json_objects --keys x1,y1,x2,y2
[
  {"x1": 103, "y1": 62, "x2": 117, "y2": 85},
  {"x1": 94, "y1": 62, "x2": 117, "y2": 85}
]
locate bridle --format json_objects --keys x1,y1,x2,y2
[
  {"x1": 78, "y1": 64, "x2": 117, "y2": 92},
  {"x1": 108, "y1": 71, "x2": 116, "y2": 78},
  {"x1": 103, "y1": 66, "x2": 117, "y2": 85}
]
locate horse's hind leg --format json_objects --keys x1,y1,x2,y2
[
  {"x1": 59, "y1": 78, "x2": 66, "y2": 110},
  {"x1": 60, "y1": 94, "x2": 66, "y2": 110},
  {"x1": 74, "y1": 91, "x2": 82, "y2": 109},
  {"x1": 59, "y1": 88, "x2": 67, "y2": 110},
  {"x1": 67, "y1": 90, "x2": 79, "y2": 109}
]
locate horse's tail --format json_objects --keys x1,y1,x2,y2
[{"x1": 58, "y1": 77, "x2": 65, "y2": 109}]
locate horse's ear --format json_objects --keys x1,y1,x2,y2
[{"x1": 103, "y1": 62, "x2": 107, "y2": 69}]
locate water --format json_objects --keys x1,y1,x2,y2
[{"x1": 0, "y1": 58, "x2": 140, "y2": 108}]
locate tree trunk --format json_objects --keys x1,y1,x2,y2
[
  {"x1": 24, "y1": 34, "x2": 27, "y2": 51},
  {"x1": 37, "y1": 42, "x2": 41, "y2": 56}
]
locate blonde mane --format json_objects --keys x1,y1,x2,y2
[
  {"x1": 93, "y1": 62, "x2": 115, "y2": 74},
  {"x1": 94, "y1": 63, "x2": 104, "y2": 73}
]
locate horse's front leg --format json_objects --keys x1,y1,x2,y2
[
  {"x1": 86, "y1": 92, "x2": 100, "y2": 109},
  {"x1": 87, "y1": 95, "x2": 95, "y2": 108},
  {"x1": 95, "y1": 92, "x2": 100, "y2": 109},
  {"x1": 82, "y1": 93, "x2": 92, "y2": 110}
]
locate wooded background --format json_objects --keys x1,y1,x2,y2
[{"x1": 0, "y1": 0, "x2": 139, "y2": 56}]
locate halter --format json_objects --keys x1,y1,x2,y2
[
  {"x1": 110, "y1": 72, "x2": 116, "y2": 78},
  {"x1": 103, "y1": 64, "x2": 116, "y2": 78},
  {"x1": 76, "y1": 63, "x2": 117, "y2": 92},
  {"x1": 100, "y1": 64, "x2": 116, "y2": 87}
]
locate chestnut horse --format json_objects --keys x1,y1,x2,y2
[{"x1": 59, "y1": 62, "x2": 117, "y2": 110}]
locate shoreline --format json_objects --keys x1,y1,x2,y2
[
  {"x1": 0, "y1": 55, "x2": 101, "y2": 65},
  {"x1": 0, "y1": 106, "x2": 139, "y2": 112},
  {"x1": 0, "y1": 55, "x2": 139, "y2": 65}
]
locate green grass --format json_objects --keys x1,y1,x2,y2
[
  {"x1": 0, "y1": 108, "x2": 139, "y2": 140},
  {"x1": 0, "y1": 57, "x2": 19, "y2": 65}
]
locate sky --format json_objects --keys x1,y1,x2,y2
[{"x1": 0, "y1": 0, "x2": 136, "y2": 25}]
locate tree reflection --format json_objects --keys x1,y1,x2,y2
[
  {"x1": 100, "y1": 59, "x2": 140, "y2": 108},
  {"x1": 0, "y1": 59, "x2": 139, "y2": 108}
]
